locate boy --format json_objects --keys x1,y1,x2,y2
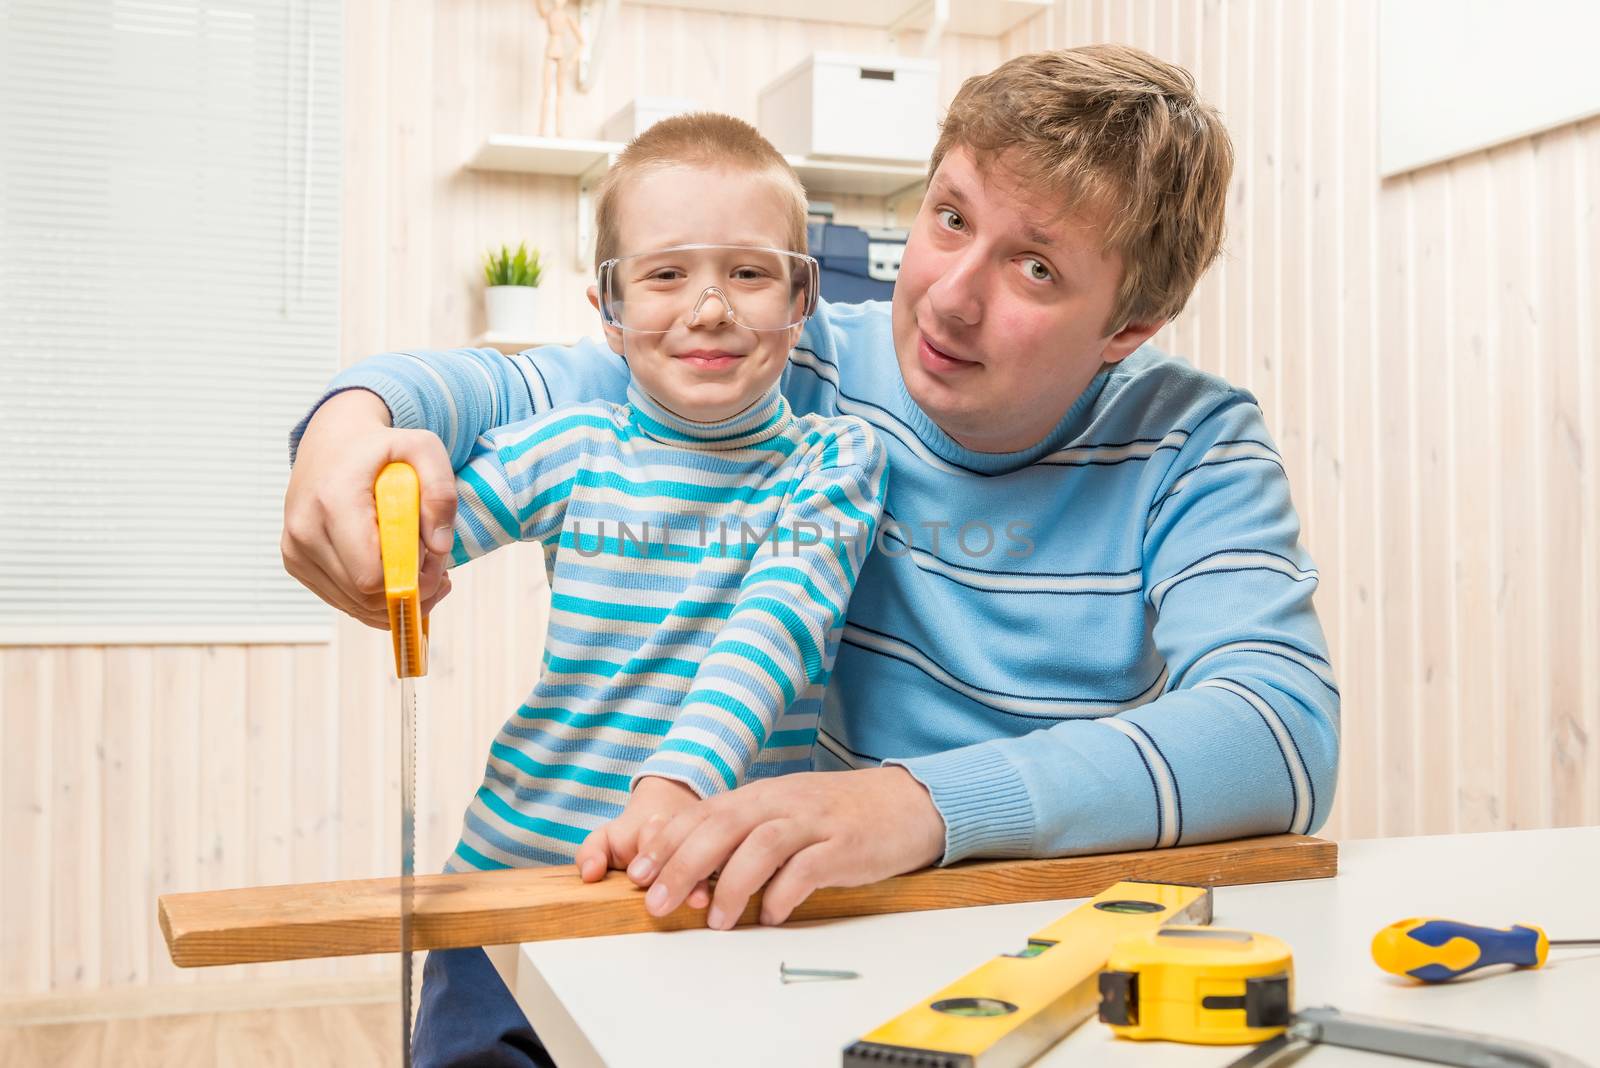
[{"x1": 418, "y1": 114, "x2": 886, "y2": 1063}]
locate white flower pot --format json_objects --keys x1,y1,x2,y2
[{"x1": 485, "y1": 285, "x2": 546, "y2": 337}]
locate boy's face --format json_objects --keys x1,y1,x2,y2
[
  {"x1": 589, "y1": 164, "x2": 803, "y2": 423},
  {"x1": 891, "y1": 146, "x2": 1163, "y2": 453}
]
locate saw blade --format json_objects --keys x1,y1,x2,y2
[{"x1": 400, "y1": 675, "x2": 417, "y2": 1068}]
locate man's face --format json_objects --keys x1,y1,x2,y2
[
  {"x1": 891, "y1": 147, "x2": 1162, "y2": 453},
  {"x1": 589, "y1": 163, "x2": 802, "y2": 423}
]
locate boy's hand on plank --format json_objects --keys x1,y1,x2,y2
[
  {"x1": 625, "y1": 767, "x2": 946, "y2": 930},
  {"x1": 282, "y1": 389, "x2": 457, "y2": 627},
  {"x1": 577, "y1": 777, "x2": 712, "y2": 908}
]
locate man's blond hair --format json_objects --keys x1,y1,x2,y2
[
  {"x1": 594, "y1": 112, "x2": 809, "y2": 271},
  {"x1": 932, "y1": 44, "x2": 1233, "y2": 333}
]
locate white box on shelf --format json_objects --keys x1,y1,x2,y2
[
  {"x1": 601, "y1": 97, "x2": 702, "y2": 143},
  {"x1": 757, "y1": 52, "x2": 939, "y2": 165}
]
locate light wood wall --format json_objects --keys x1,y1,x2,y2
[
  {"x1": 0, "y1": 0, "x2": 1003, "y2": 1007},
  {"x1": 4, "y1": 0, "x2": 1597, "y2": 1008},
  {"x1": 1004, "y1": 0, "x2": 1600, "y2": 841}
]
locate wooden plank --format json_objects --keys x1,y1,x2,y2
[{"x1": 159, "y1": 833, "x2": 1335, "y2": 967}]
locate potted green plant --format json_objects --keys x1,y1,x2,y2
[{"x1": 483, "y1": 242, "x2": 545, "y2": 336}]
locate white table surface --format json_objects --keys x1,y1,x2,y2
[{"x1": 514, "y1": 828, "x2": 1600, "y2": 1067}]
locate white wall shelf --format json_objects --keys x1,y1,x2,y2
[
  {"x1": 469, "y1": 136, "x2": 619, "y2": 177},
  {"x1": 629, "y1": 0, "x2": 1049, "y2": 38},
  {"x1": 468, "y1": 134, "x2": 926, "y2": 199}
]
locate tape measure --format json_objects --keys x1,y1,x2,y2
[
  {"x1": 1098, "y1": 927, "x2": 1294, "y2": 1045},
  {"x1": 842, "y1": 881, "x2": 1213, "y2": 1067}
]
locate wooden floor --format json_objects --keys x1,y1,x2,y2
[{"x1": 0, "y1": 1001, "x2": 399, "y2": 1067}]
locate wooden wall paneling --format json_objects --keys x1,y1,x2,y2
[
  {"x1": 388, "y1": 0, "x2": 438, "y2": 352},
  {"x1": 1000, "y1": 3, "x2": 1045, "y2": 55},
  {"x1": 2, "y1": 651, "x2": 50, "y2": 994},
  {"x1": 341, "y1": 0, "x2": 387, "y2": 359},
  {"x1": 1304, "y1": 1, "x2": 1344, "y2": 832},
  {"x1": 147, "y1": 648, "x2": 202, "y2": 987},
  {"x1": 1069, "y1": 0, "x2": 1091, "y2": 49},
  {"x1": 1582, "y1": 119, "x2": 1600, "y2": 825},
  {"x1": 1447, "y1": 154, "x2": 1500, "y2": 833},
  {"x1": 291, "y1": 643, "x2": 339, "y2": 977},
  {"x1": 1275, "y1": 0, "x2": 1308, "y2": 539},
  {"x1": 51, "y1": 649, "x2": 102, "y2": 992},
  {"x1": 1375, "y1": 178, "x2": 1417, "y2": 837},
  {"x1": 428, "y1": 0, "x2": 471, "y2": 880},
  {"x1": 100, "y1": 648, "x2": 153, "y2": 988},
  {"x1": 1220, "y1": 0, "x2": 1251, "y2": 395},
  {"x1": 1337, "y1": 0, "x2": 1381, "y2": 839},
  {"x1": 335, "y1": 626, "x2": 380, "y2": 894},
  {"x1": 1165, "y1": 0, "x2": 1200, "y2": 365},
  {"x1": 1480, "y1": 147, "x2": 1511, "y2": 830},
  {"x1": 433, "y1": 0, "x2": 484, "y2": 348},
  {"x1": 1136, "y1": 0, "x2": 1176, "y2": 359},
  {"x1": 1248, "y1": 0, "x2": 1280, "y2": 420},
  {"x1": 1536, "y1": 124, "x2": 1594, "y2": 827},
  {"x1": 1409, "y1": 164, "x2": 1460, "y2": 836},
  {"x1": 245, "y1": 647, "x2": 294, "y2": 982},
  {"x1": 200, "y1": 652, "x2": 252, "y2": 920},
  {"x1": 1490, "y1": 143, "x2": 1549, "y2": 831},
  {"x1": 1193, "y1": 0, "x2": 1230, "y2": 383}
]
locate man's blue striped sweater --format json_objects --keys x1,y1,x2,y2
[{"x1": 293, "y1": 299, "x2": 1340, "y2": 863}]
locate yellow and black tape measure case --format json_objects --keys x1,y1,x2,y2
[{"x1": 1098, "y1": 927, "x2": 1293, "y2": 1045}]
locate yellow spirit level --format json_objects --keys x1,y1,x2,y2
[
  {"x1": 1098, "y1": 927, "x2": 1293, "y2": 1045},
  {"x1": 842, "y1": 881, "x2": 1212, "y2": 1067}
]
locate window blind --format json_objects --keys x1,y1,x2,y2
[{"x1": 1, "y1": 0, "x2": 342, "y2": 638}]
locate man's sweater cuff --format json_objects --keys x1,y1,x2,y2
[
  {"x1": 886, "y1": 744, "x2": 1035, "y2": 866},
  {"x1": 287, "y1": 372, "x2": 424, "y2": 464}
]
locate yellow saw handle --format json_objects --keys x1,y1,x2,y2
[{"x1": 375, "y1": 462, "x2": 429, "y2": 678}]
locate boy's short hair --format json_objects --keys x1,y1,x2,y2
[
  {"x1": 594, "y1": 112, "x2": 809, "y2": 271},
  {"x1": 932, "y1": 44, "x2": 1233, "y2": 332}
]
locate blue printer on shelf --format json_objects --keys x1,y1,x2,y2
[{"x1": 806, "y1": 208, "x2": 908, "y2": 304}]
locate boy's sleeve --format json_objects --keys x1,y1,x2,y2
[
  {"x1": 448, "y1": 408, "x2": 596, "y2": 566},
  {"x1": 888, "y1": 395, "x2": 1341, "y2": 863},
  {"x1": 287, "y1": 340, "x2": 630, "y2": 470},
  {"x1": 634, "y1": 420, "x2": 889, "y2": 797}
]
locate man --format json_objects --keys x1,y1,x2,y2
[{"x1": 283, "y1": 43, "x2": 1338, "y2": 1065}]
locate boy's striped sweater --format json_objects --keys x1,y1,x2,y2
[{"x1": 442, "y1": 379, "x2": 886, "y2": 869}]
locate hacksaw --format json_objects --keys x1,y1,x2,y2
[{"x1": 375, "y1": 462, "x2": 428, "y2": 1068}]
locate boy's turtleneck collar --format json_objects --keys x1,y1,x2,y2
[{"x1": 626, "y1": 379, "x2": 792, "y2": 451}]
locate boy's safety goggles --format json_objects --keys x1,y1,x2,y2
[{"x1": 597, "y1": 244, "x2": 820, "y2": 334}]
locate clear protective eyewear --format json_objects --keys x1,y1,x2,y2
[{"x1": 597, "y1": 243, "x2": 820, "y2": 334}]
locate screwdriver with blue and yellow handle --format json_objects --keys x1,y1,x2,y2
[{"x1": 1372, "y1": 917, "x2": 1600, "y2": 983}]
